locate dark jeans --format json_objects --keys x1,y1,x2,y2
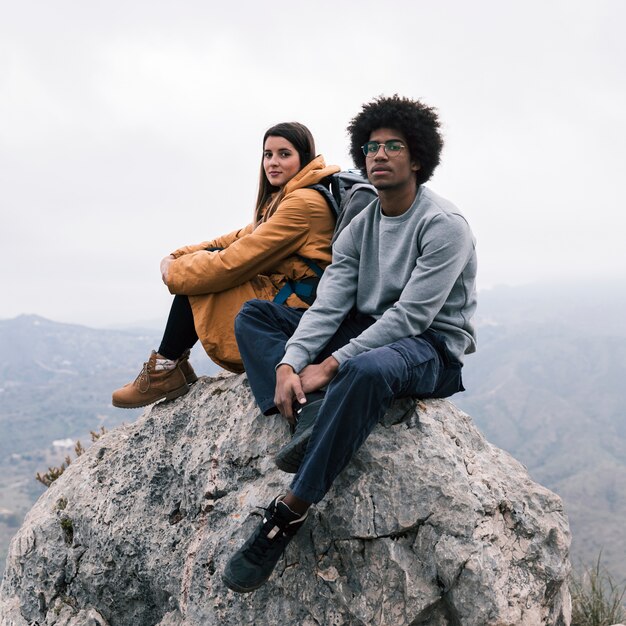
[
  {"x1": 235, "y1": 299, "x2": 460, "y2": 504},
  {"x1": 157, "y1": 295, "x2": 198, "y2": 360}
]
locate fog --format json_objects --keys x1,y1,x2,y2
[{"x1": 2, "y1": 0, "x2": 625, "y2": 327}]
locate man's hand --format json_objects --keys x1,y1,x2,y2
[
  {"x1": 299, "y1": 356, "x2": 339, "y2": 393},
  {"x1": 160, "y1": 255, "x2": 174, "y2": 284},
  {"x1": 274, "y1": 364, "x2": 306, "y2": 424}
]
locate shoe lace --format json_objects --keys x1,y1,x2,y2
[
  {"x1": 244, "y1": 506, "x2": 288, "y2": 566},
  {"x1": 135, "y1": 361, "x2": 151, "y2": 393}
]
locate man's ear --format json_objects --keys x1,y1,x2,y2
[{"x1": 411, "y1": 161, "x2": 421, "y2": 172}]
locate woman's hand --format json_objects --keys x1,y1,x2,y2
[
  {"x1": 274, "y1": 364, "x2": 306, "y2": 424},
  {"x1": 160, "y1": 255, "x2": 174, "y2": 285},
  {"x1": 299, "y1": 356, "x2": 339, "y2": 393}
]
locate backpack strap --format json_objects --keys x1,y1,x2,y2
[
  {"x1": 296, "y1": 253, "x2": 323, "y2": 277},
  {"x1": 306, "y1": 183, "x2": 340, "y2": 219},
  {"x1": 333, "y1": 183, "x2": 377, "y2": 242},
  {"x1": 273, "y1": 275, "x2": 319, "y2": 305},
  {"x1": 273, "y1": 253, "x2": 324, "y2": 305}
]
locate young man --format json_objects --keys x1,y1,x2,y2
[{"x1": 222, "y1": 95, "x2": 477, "y2": 593}]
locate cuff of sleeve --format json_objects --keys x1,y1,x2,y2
[
  {"x1": 171, "y1": 241, "x2": 212, "y2": 258},
  {"x1": 332, "y1": 343, "x2": 358, "y2": 364},
  {"x1": 278, "y1": 345, "x2": 312, "y2": 374},
  {"x1": 165, "y1": 260, "x2": 183, "y2": 293}
]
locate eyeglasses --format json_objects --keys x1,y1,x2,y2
[{"x1": 361, "y1": 140, "x2": 406, "y2": 157}]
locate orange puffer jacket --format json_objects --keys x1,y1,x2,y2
[{"x1": 166, "y1": 155, "x2": 340, "y2": 372}]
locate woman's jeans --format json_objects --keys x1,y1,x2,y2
[{"x1": 235, "y1": 299, "x2": 457, "y2": 505}]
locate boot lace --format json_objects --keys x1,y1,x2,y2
[{"x1": 135, "y1": 360, "x2": 152, "y2": 393}]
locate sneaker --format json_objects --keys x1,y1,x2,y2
[
  {"x1": 222, "y1": 496, "x2": 307, "y2": 593},
  {"x1": 275, "y1": 397, "x2": 324, "y2": 473},
  {"x1": 112, "y1": 351, "x2": 189, "y2": 409},
  {"x1": 177, "y1": 349, "x2": 198, "y2": 385}
]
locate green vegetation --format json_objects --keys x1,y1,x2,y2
[
  {"x1": 571, "y1": 554, "x2": 626, "y2": 626},
  {"x1": 59, "y1": 517, "x2": 74, "y2": 545},
  {"x1": 35, "y1": 428, "x2": 107, "y2": 488},
  {"x1": 35, "y1": 455, "x2": 73, "y2": 488}
]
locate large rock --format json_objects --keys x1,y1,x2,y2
[{"x1": 0, "y1": 372, "x2": 571, "y2": 625}]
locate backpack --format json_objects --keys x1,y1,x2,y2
[
  {"x1": 273, "y1": 170, "x2": 377, "y2": 306},
  {"x1": 309, "y1": 170, "x2": 378, "y2": 244}
]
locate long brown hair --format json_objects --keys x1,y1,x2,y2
[{"x1": 253, "y1": 122, "x2": 316, "y2": 225}]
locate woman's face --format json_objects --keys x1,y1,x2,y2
[{"x1": 263, "y1": 135, "x2": 301, "y2": 188}]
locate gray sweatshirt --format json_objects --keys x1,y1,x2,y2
[{"x1": 280, "y1": 186, "x2": 477, "y2": 372}]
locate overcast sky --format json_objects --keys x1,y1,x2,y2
[{"x1": 1, "y1": 0, "x2": 625, "y2": 328}]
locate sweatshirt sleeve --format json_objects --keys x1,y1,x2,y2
[
  {"x1": 280, "y1": 227, "x2": 360, "y2": 372},
  {"x1": 333, "y1": 212, "x2": 475, "y2": 363},
  {"x1": 165, "y1": 191, "x2": 314, "y2": 295}
]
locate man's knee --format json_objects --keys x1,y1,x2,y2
[
  {"x1": 237, "y1": 298, "x2": 275, "y2": 320},
  {"x1": 235, "y1": 299, "x2": 275, "y2": 337}
]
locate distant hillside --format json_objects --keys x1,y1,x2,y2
[
  {"x1": 1, "y1": 281, "x2": 625, "y2": 582},
  {"x1": 1, "y1": 316, "x2": 150, "y2": 456},
  {"x1": 0, "y1": 315, "x2": 218, "y2": 571}
]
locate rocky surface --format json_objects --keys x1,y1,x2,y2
[{"x1": 0, "y1": 372, "x2": 571, "y2": 625}]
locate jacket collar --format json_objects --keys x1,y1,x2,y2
[{"x1": 283, "y1": 155, "x2": 340, "y2": 194}]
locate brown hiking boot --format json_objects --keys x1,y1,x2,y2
[
  {"x1": 177, "y1": 349, "x2": 199, "y2": 385},
  {"x1": 112, "y1": 351, "x2": 189, "y2": 409}
]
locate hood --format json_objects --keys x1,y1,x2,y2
[{"x1": 283, "y1": 155, "x2": 341, "y2": 194}]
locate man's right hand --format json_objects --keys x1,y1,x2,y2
[{"x1": 274, "y1": 364, "x2": 306, "y2": 424}]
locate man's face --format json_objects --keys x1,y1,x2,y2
[{"x1": 365, "y1": 128, "x2": 420, "y2": 191}]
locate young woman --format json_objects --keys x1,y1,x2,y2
[{"x1": 112, "y1": 122, "x2": 340, "y2": 409}]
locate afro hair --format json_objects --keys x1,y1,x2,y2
[{"x1": 347, "y1": 94, "x2": 443, "y2": 186}]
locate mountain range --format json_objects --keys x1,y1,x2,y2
[{"x1": 0, "y1": 280, "x2": 625, "y2": 581}]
